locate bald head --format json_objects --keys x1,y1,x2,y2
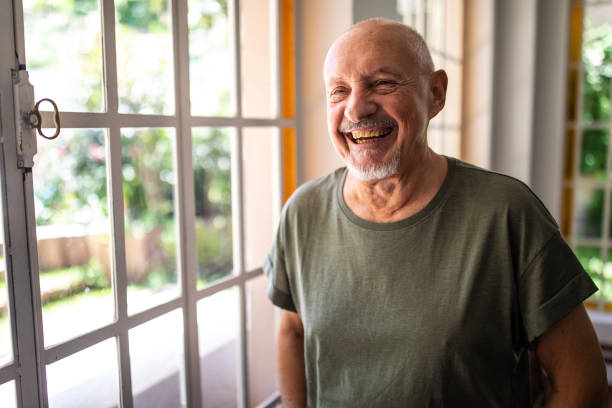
[{"x1": 324, "y1": 19, "x2": 434, "y2": 80}]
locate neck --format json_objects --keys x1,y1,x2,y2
[{"x1": 343, "y1": 150, "x2": 448, "y2": 223}]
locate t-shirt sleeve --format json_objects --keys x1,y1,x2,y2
[
  {"x1": 263, "y1": 228, "x2": 297, "y2": 312},
  {"x1": 519, "y1": 231, "x2": 598, "y2": 342}
]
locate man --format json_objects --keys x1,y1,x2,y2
[{"x1": 264, "y1": 19, "x2": 607, "y2": 407}]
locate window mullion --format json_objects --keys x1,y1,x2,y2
[
  {"x1": 171, "y1": 0, "x2": 203, "y2": 406},
  {"x1": 229, "y1": 0, "x2": 250, "y2": 405},
  {"x1": 101, "y1": 0, "x2": 133, "y2": 405}
]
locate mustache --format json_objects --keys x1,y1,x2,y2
[{"x1": 338, "y1": 118, "x2": 397, "y2": 133}]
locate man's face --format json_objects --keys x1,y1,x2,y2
[{"x1": 324, "y1": 26, "x2": 438, "y2": 180}]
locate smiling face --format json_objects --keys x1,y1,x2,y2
[{"x1": 324, "y1": 21, "x2": 445, "y2": 181}]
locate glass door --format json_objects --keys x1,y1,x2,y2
[{"x1": 0, "y1": 0, "x2": 297, "y2": 406}]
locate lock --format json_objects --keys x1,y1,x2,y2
[{"x1": 12, "y1": 66, "x2": 61, "y2": 169}]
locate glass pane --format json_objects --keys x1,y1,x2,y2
[
  {"x1": 122, "y1": 128, "x2": 179, "y2": 314},
  {"x1": 241, "y1": 0, "x2": 276, "y2": 118},
  {"x1": 115, "y1": 0, "x2": 175, "y2": 114},
  {"x1": 189, "y1": 0, "x2": 235, "y2": 116},
  {"x1": 582, "y1": 66, "x2": 611, "y2": 123},
  {"x1": 0, "y1": 381, "x2": 17, "y2": 408},
  {"x1": 247, "y1": 275, "x2": 277, "y2": 407},
  {"x1": 583, "y1": 4, "x2": 612, "y2": 122},
  {"x1": 0, "y1": 165, "x2": 12, "y2": 367},
  {"x1": 242, "y1": 128, "x2": 277, "y2": 271},
  {"x1": 575, "y1": 246, "x2": 602, "y2": 298},
  {"x1": 130, "y1": 310, "x2": 185, "y2": 407},
  {"x1": 34, "y1": 129, "x2": 114, "y2": 347},
  {"x1": 583, "y1": 3, "x2": 612, "y2": 65},
  {"x1": 605, "y1": 249, "x2": 612, "y2": 301},
  {"x1": 192, "y1": 128, "x2": 233, "y2": 288},
  {"x1": 47, "y1": 339, "x2": 120, "y2": 408},
  {"x1": 23, "y1": 0, "x2": 104, "y2": 112},
  {"x1": 423, "y1": 0, "x2": 444, "y2": 52},
  {"x1": 580, "y1": 129, "x2": 608, "y2": 178},
  {"x1": 574, "y1": 188, "x2": 604, "y2": 238},
  {"x1": 198, "y1": 288, "x2": 239, "y2": 407}
]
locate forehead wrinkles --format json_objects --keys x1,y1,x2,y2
[{"x1": 325, "y1": 44, "x2": 415, "y2": 83}]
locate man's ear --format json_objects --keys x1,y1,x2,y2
[{"x1": 428, "y1": 69, "x2": 448, "y2": 119}]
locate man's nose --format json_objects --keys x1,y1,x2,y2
[{"x1": 344, "y1": 89, "x2": 377, "y2": 123}]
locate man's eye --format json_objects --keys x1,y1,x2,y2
[
  {"x1": 375, "y1": 80, "x2": 394, "y2": 87},
  {"x1": 329, "y1": 88, "x2": 348, "y2": 101}
]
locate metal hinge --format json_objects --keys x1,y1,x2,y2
[
  {"x1": 12, "y1": 65, "x2": 60, "y2": 169},
  {"x1": 12, "y1": 65, "x2": 36, "y2": 169}
]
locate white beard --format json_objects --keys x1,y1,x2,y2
[{"x1": 346, "y1": 147, "x2": 401, "y2": 181}]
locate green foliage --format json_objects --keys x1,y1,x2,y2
[
  {"x1": 580, "y1": 129, "x2": 608, "y2": 179},
  {"x1": 192, "y1": 128, "x2": 233, "y2": 284},
  {"x1": 578, "y1": 21, "x2": 612, "y2": 239},
  {"x1": 80, "y1": 258, "x2": 110, "y2": 289},
  {"x1": 195, "y1": 218, "x2": 232, "y2": 284},
  {"x1": 122, "y1": 128, "x2": 175, "y2": 231},
  {"x1": 583, "y1": 21, "x2": 612, "y2": 123},
  {"x1": 29, "y1": 0, "x2": 234, "y2": 294},
  {"x1": 190, "y1": 0, "x2": 228, "y2": 30},
  {"x1": 582, "y1": 189, "x2": 604, "y2": 238},
  {"x1": 116, "y1": 0, "x2": 170, "y2": 32},
  {"x1": 575, "y1": 246, "x2": 603, "y2": 296},
  {"x1": 35, "y1": 130, "x2": 107, "y2": 226}
]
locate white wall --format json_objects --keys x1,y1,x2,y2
[
  {"x1": 297, "y1": 0, "x2": 352, "y2": 183},
  {"x1": 462, "y1": 0, "x2": 494, "y2": 169}
]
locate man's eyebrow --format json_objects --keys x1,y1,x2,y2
[
  {"x1": 370, "y1": 67, "x2": 403, "y2": 77},
  {"x1": 325, "y1": 68, "x2": 404, "y2": 85}
]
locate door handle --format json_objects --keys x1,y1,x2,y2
[{"x1": 27, "y1": 98, "x2": 61, "y2": 140}]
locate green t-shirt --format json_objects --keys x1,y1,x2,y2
[{"x1": 264, "y1": 157, "x2": 597, "y2": 407}]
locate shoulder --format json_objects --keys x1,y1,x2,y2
[
  {"x1": 453, "y1": 160, "x2": 553, "y2": 214},
  {"x1": 282, "y1": 167, "x2": 345, "y2": 217}
]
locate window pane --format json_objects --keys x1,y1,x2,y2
[
  {"x1": 574, "y1": 188, "x2": 604, "y2": 239},
  {"x1": 23, "y1": 0, "x2": 104, "y2": 112},
  {"x1": 34, "y1": 129, "x2": 114, "y2": 347},
  {"x1": 605, "y1": 249, "x2": 612, "y2": 301},
  {"x1": 189, "y1": 0, "x2": 235, "y2": 116},
  {"x1": 241, "y1": 0, "x2": 277, "y2": 118},
  {"x1": 115, "y1": 0, "x2": 175, "y2": 114},
  {"x1": 575, "y1": 246, "x2": 602, "y2": 300},
  {"x1": 583, "y1": 4, "x2": 612, "y2": 123},
  {"x1": 247, "y1": 275, "x2": 277, "y2": 407},
  {"x1": 130, "y1": 310, "x2": 185, "y2": 407},
  {"x1": 122, "y1": 128, "x2": 179, "y2": 314},
  {"x1": 0, "y1": 381, "x2": 17, "y2": 408},
  {"x1": 583, "y1": 3, "x2": 612, "y2": 66},
  {"x1": 423, "y1": 0, "x2": 444, "y2": 52},
  {"x1": 0, "y1": 163, "x2": 12, "y2": 367},
  {"x1": 242, "y1": 128, "x2": 277, "y2": 271},
  {"x1": 47, "y1": 339, "x2": 120, "y2": 408},
  {"x1": 580, "y1": 129, "x2": 608, "y2": 179},
  {"x1": 198, "y1": 288, "x2": 239, "y2": 407},
  {"x1": 582, "y1": 66, "x2": 611, "y2": 123},
  {"x1": 192, "y1": 128, "x2": 233, "y2": 288}
]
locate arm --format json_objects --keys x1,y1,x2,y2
[
  {"x1": 278, "y1": 310, "x2": 307, "y2": 408},
  {"x1": 535, "y1": 304, "x2": 607, "y2": 408}
]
